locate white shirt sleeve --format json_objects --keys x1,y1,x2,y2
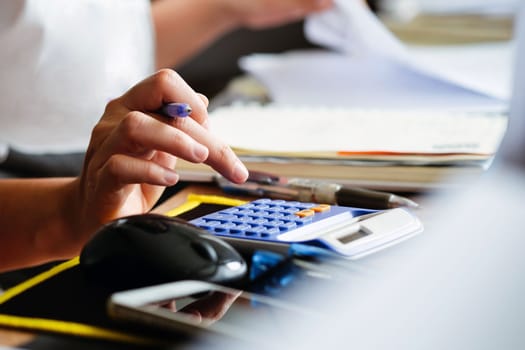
[{"x1": 0, "y1": 0, "x2": 155, "y2": 156}]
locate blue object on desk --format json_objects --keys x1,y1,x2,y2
[{"x1": 190, "y1": 198, "x2": 423, "y2": 259}]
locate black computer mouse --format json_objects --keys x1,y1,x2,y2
[{"x1": 79, "y1": 214, "x2": 247, "y2": 289}]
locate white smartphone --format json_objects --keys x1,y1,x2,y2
[{"x1": 108, "y1": 280, "x2": 314, "y2": 342}]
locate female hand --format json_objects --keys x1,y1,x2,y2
[{"x1": 71, "y1": 69, "x2": 248, "y2": 238}]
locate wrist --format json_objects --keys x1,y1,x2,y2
[{"x1": 39, "y1": 178, "x2": 87, "y2": 259}]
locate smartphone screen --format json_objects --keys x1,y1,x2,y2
[{"x1": 108, "y1": 280, "x2": 312, "y2": 342}]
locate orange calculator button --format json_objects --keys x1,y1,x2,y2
[
  {"x1": 295, "y1": 209, "x2": 315, "y2": 218},
  {"x1": 311, "y1": 204, "x2": 331, "y2": 212}
]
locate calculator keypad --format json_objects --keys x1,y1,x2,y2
[{"x1": 190, "y1": 198, "x2": 349, "y2": 241}]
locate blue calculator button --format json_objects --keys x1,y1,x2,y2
[
  {"x1": 250, "y1": 210, "x2": 271, "y2": 217},
  {"x1": 213, "y1": 223, "x2": 234, "y2": 233},
  {"x1": 195, "y1": 219, "x2": 222, "y2": 230},
  {"x1": 232, "y1": 216, "x2": 252, "y2": 224},
  {"x1": 205, "y1": 213, "x2": 238, "y2": 222},
  {"x1": 229, "y1": 224, "x2": 252, "y2": 234},
  {"x1": 282, "y1": 215, "x2": 313, "y2": 225},
  {"x1": 238, "y1": 203, "x2": 256, "y2": 209},
  {"x1": 296, "y1": 217, "x2": 313, "y2": 225},
  {"x1": 237, "y1": 209, "x2": 257, "y2": 215},
  {"x1": 205, "y1": 220, "x2": 222, "y2": 226},
  {"x1": 278, "y1": 221, "x2": 297, "y2": 232},
  {"x1": 285, "y1": 201, "x2": 305, "y2": 207},
  {"x1": 191, "y1": 218, "x2": 207, "y2": 226},
  {"x1": 264, "y1": 207, "x2": 280, "y2": 214},
  {"x1": 268, "y1": 212, "x2": 286, "y2": 219},
  {"x1": 249, "y1": 217, "x2": 269, "y2": 225},
  {"x1": 245, "y1": 226, "x2": 266, "y2": 236},
  {"x1": 265, "y1": 220, "x2": 285, "y2": 227},
  {"x1": 262, "y1": 227, "x2": 281, "y2": 235},
  {"x1": 253, "y1": 198, "x2": 273, "y2": 204}
]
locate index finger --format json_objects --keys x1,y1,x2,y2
[
  {"x1": 120, "y1": 69, "x2": 209, "y2": 126},
  {"x1": 171, "y1": 116, "x2": 249, "y2": 184}
]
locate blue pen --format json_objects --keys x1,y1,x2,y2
[{"x1": 159, "y1": 102, "x2": 192, "y2": 118}]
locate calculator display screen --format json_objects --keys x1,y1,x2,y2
[{"x1": 338, "y1": 230, "x2": 368, "y2": 244}]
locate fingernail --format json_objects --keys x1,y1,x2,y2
[
  {"x1": 164, "y1": 170, "x2": 179, "y2": 184},
  {"x1": 193, "y1": 144, "x2": 209, "y2": 161},
  {"x1": 232, "y1": 160, "x2": 249, "y2": 183}
]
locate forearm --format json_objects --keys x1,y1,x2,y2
[
  {"x1": 0, "y1": 178, "x2": 79, "y2": 272},
  {"x1": 152, "y1": 0, "x2": 238, "y2": 69}
]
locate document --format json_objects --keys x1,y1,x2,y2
[
  {"x1": 239, "y1": 0, "x2": 513, "y2": 111},
  {"x1": 208, "y1": 105, "x2": 507, "y2": 157}
]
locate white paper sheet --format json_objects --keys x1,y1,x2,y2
[
  {"x1": 239, "y1": 0, "x2": 513, "y2": 111},
  {"x1": 209, "y1": 104, "x2": 507, "y2": 155}
]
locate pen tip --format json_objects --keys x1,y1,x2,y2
[{"x1": 390, "y1": 196, "x2": 419, "y2": 209}]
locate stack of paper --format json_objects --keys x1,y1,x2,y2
[{"x1": 176, "y1": 104, "x2": 507, "y2": 190}]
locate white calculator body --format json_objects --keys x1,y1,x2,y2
[{"x1": 190, "y1": 199, "x2": 423, "y2": 259}]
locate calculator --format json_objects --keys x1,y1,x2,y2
[{"x1": 190, "y1": 199, "x2": 423, "y2": 259}]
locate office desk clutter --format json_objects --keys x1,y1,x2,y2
[
  {"x1": 0, "y1": 193, "x2": 421, "y2": 346},
  {"x1": 98, "y1": 196, "x2": 422, "y2": 341}
]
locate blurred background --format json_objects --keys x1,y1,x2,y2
[{"x1": 177, "y1": 0, "x2": 515, "y2": 100}]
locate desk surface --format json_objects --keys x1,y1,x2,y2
[
  {"x1": 0, "y1": 183, "x2": 429, "y2": 349},
  {"x1": 3, "y1": 175, "x2": 525, "y2": 349}
]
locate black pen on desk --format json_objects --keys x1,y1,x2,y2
[
  {"x1": 215, "y1": 174, "x2": 419, "y2": 210},
  {"x1": 340, "y1": 186, "x2": 418, "y2": 209},
  {"x1": 158, "y1": 102, "x2": 192, "y2": 118},
  {"x1": 287, "y1": 178, "x2": 419, "y2": 210}
]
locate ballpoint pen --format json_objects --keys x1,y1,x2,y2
[
  {"x1": 215, "y1": 172, "x2": 418, "y2": 210},
  {"x1": 286, "y1": 178, "x2": 419, "y2": 209},
  {"x1": 158, "y1": 102, "x2": 192, "y2": 118}
]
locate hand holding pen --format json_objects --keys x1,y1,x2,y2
[{"x1": 34, "y1": 69, "x2": 250, "y2": 257}]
